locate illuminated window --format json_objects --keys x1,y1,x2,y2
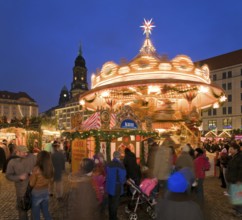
[
  {"x1": 223, "y1": 118, "x2": 232, "y2": 129},
  {"x1": 208, "y1": 120, "x2": 217, "y2": 130}
]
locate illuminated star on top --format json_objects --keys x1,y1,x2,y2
[{"x1": 140, "y1": 19, "x2": 155, "y2": 38}]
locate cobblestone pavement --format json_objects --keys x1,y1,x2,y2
[{"x1": 0, "y1": 168, "x2": 241, "y2": 220}]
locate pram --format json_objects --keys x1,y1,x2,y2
[{"x1": 125, "y1": 178, "x2": 158, "y2": 220}]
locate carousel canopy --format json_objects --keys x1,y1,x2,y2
[{"x1": 79, "y1": 19, "x2": 226, "y2": 123}]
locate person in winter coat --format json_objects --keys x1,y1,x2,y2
[
  {"x1": 106, "y1": 151, "x2": 126, "y2": 220},
  {"x1": 155, "y1": 167, "x2": 204, "y2": 220},
  {"x1": 152, "y1": 143, "x2": 173, "y2": 193},
  {"x1": 68, "y1": 158, "x2": 101, "y2": 220},
  {"x1": 175, "y1": 144, "x2": 195, "y2": 174},
  {"x1": 50, "y1": 141, "x2": 65, "y2": 199},
  {"x1": 123, "y1": 148, "x2": 141, "y2": 185},
  {"x1": 5, "y1": 145, "x2": 36, "y2": 220},
  {"x1": 193, "y1": 147, "x2": 210, "y2": 204},
  {"x1": 93, "y1": 152, "x2": 107, "y2": 212},
  {"x1": 225, "y1": 143, "x2": 242, "y2": 217},
  {"x1": 30, "y1": 151, "x2": 54, "y2": 220}
]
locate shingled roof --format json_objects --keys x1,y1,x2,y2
[
  {"x1": 196, "y1": 49, "x2": 242, "y2": 70},
  {"x1": 0, "y1": 91, "x2": 36, "y2": 102}
]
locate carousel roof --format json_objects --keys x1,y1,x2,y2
[{"x1": 80, "y1": 19, "x2": 226, "y2": 121}]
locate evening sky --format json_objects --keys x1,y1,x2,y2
[{"x1": 0, "y1": 0, "x2": 242, "y2": 112}]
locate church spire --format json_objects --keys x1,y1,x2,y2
[{"x1": 78, "y1": 42, "x2": 83, "y2": 56}]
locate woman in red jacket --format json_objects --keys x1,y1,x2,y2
[{"x1": 194, "y1": 148, "x2": 210, "y2": 204}]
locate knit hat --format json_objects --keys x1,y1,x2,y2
[
  {"x1": 113, "y1": 151, "x2": 121, "y2": 159},
  {"x1": 80, "y1": 158, "x2": 94, "y2": 174},
  {"x1": 16, "y1": 145, "x2": 29, "y2": 153},
  {"x1": 167, "y1": 171, "x2": 188, "y2": 193}
]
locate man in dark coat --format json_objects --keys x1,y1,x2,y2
[
  {"x1": 226, "y1": 143, "x2": 242, "y2": 217},
  {"x1": 123, "y1": 148, "x2": 141, "y2": 185}
]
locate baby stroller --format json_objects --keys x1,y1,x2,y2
[{"x1": 125, "y1": 178, "x2": 158, "y2": 220}]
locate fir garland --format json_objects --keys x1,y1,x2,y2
[{"x1": 61, "y1": 129, "x2": 158, "y2": 156}]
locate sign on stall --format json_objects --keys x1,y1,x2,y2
[{"x1": 71, "y1": 138, "x2": 87, "y2": 173}]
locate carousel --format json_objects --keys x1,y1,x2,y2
[{"x1": 66, "y1": 19, "x2": 226, "y2": 168}]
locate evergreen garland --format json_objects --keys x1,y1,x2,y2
[{"x1": 61, "y1": 129, "x2": 158, "y2": 157}]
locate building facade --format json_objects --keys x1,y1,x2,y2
[
  {"x1": 0, "y1": 91, "x2": 38, "y2": 122},
  {"x1": 198, "y1": 49, "x2": 242, "y2": 132}
]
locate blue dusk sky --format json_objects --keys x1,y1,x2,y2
[{"x1": 0, "y1": 0, "x2": 242, "y2": 113}]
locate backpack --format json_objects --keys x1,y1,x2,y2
[{"x1": 18, "y1": 183, "x2": 33, "y2": 211}]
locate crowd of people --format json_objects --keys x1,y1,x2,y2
[{"x1": 1, "y1": 137, "x2": 242, "y2": 219}]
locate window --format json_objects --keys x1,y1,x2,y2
[
  {"x1": 222, "y1": 83, "x2": 226, "y2": 90},
  {"x1": 208, "y1": 120, "x2": 217, "y2": 130},
  {"x1": 241, "y1": 106, "x2": 242, "y2": 113},
  {"x1": 212, "y1": 74, "x2": 217, "y2": 81},
  {"x1": 228, "y1": 106, "x2": 232, "y2": 114},
  {"x1": 227, "y1": 82, "x2": 232, "y2": 90},
  {"x1": 228, "y1": 71, "x2": 232, "y2": 78},
  {"x1": 208, "y1": 109, "x2": 212, "y2": 116},
  {"x1": 241, "y1": 80, "x2": 242, "y2": 88},
  {"x1": 241, "y1": 69, "x2": 242, "y2": 76},
  {"x1": 223, "y1": 118, "x2": 232, "y2": 129},
  {"x1": 228, "y1": 94, "x2": 232, "y2": 102},
  {"x1": 222, "y1": 72, "x2": 226, "y2": 79},
  {"x1": 241, "y1": 93, "x2": 242, "y2": 101},
  {"x1": 223, "y1": 107, "x2": 226, "y2": 115},
  {"x1": 213, "y1": 109, "x2": 217, "y2": 115}
]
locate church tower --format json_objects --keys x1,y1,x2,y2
[
  {"x1": 58, "y1": 86, "x2": 69, "y2": 106},
  {"x1": 70, "y1": 45, "x2": 89, "y2": 98}
]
